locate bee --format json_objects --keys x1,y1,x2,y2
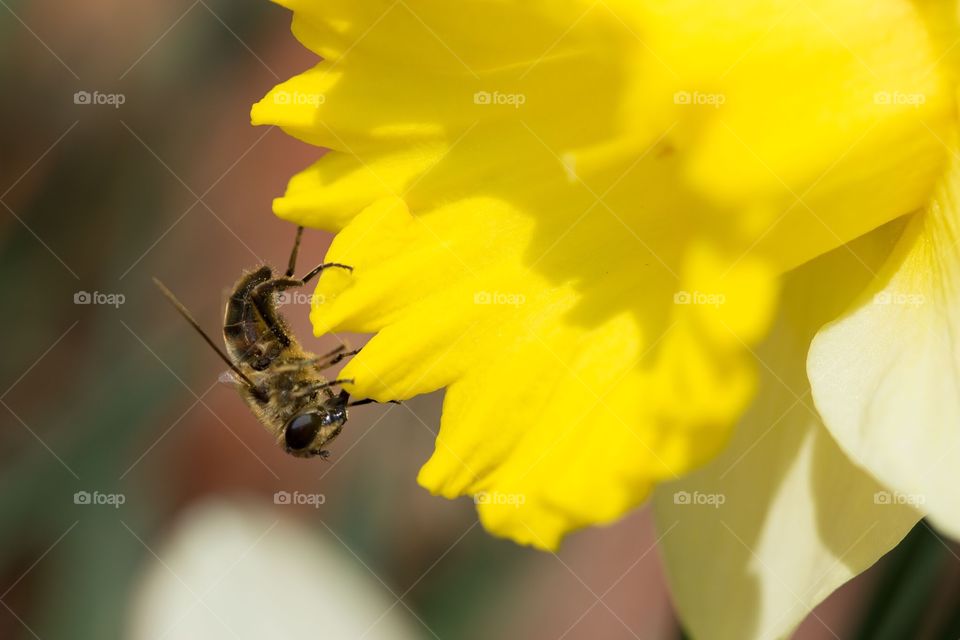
[{"x1": 154, "y1": 226, "x2": 379, "y2": 459}]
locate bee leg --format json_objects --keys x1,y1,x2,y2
[
  {"x1": 300, "y1": 262, "x2": 353, "y2": 284},
  {"x1": 249, "y1": 278, "x2": 304, "y2": 346},
  {"x1": 310, "y1": 449, "x2": 331, "y2": 461},
  {"x1": 285, "y1": 226, "x2": 304, "y2": 277},
  {"x1": 310, "y1": 378, "x2": 354, "y2": 390},
  {"x1": 251, "y1": 264, "x2": 351, "y2": 346},
  {"x1": 316, "y1": 348, "x2": 361, "y2": 370},
  {"x1": 348, "y1": 398, "x2": 402, "y2": 407},
  {"x1": 251, "y1": 274, "x2": 327, "y2": 346},
  {"x1": 273, "y1": 349, "x2": 357, "y2": 374},
  {"x1": 251, "y1": 272, "x2": 348, "y2": 346},
  {"x1": 277, "y1": 347, "x2": 361, "y2": 373},
  {"x1": 319, "y1": 344, "x2": 347, "y2": 359}
]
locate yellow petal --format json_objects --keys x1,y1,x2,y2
[
  {"x1": 253, "y1": 0, "x2": 958, "y2": 548},
  {"x1": 272, "y1": 144, "x2": 447, "y2": 232},
  {"x1": 310, "y1": 191, "x2": 774, "y2": 549},
  {"x1": 624, "y1": 0, "x2": 955, "y2": 269},
  {"x1": 255, "y1": 0, "x2": 956, "y2": 270},
  {"x1": 655, "y1": 226, "x2": 919, "y2": 640},
  {"x1": 809, "y1": 129, "x2": 960, "y2": 541}
]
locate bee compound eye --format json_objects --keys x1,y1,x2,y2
[{"x1": 284, "y1": 413, "x2": 324, "y2": 451}]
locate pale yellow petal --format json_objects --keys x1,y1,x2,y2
[
  {"x1": 655, "y1": 226, "x2": 920, "y2": 640},
  {"x1": 809, "y1": 128, "x2": 960, "y2": 541}
]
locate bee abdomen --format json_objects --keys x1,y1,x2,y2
[{"x1": 223, "y1": 266, "x2": 274, "y2": 364}]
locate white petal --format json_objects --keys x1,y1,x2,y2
[{"x1": 126, "y1": 499, "x2": 420, "y2": 640}]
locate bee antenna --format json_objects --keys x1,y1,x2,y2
[{"x1": 152, "y1": 277, "x2": 258, "y2": 390}]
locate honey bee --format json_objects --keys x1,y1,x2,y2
[{"x1": 154, "y1": 226, "x2": 379, "y2": 459}]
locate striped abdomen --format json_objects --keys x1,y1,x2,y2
[{"x1": 222, "y1": 266, "x2": 291, "y2": 371}]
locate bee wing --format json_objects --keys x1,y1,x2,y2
[{"x1": 218, "y1": 370, "x2": 244, "y2": 386}]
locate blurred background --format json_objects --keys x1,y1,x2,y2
[{"x1": 2, "y1": 1, "x2": 960, "y2": 638}]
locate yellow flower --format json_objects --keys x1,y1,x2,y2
[{"x1": 253, "y1": 0, "x2": 960, "y2": 637}]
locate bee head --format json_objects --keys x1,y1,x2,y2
[{"x1": 282, "y1": 396, "x2": 348, "y2": 456}]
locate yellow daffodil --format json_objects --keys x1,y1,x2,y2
[{"x1": 252, "y1": 0, "x2": 960, "y2": 637}]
